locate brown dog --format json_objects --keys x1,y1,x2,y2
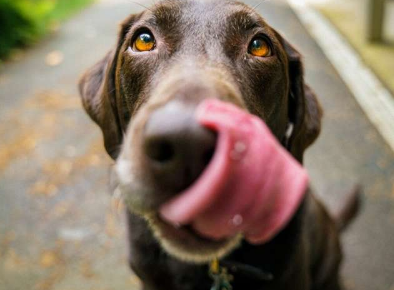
[{"x1": 79, "y1": 1, "x2": 358, "y2": 289}]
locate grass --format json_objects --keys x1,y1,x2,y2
[
  {"x1": 44, "y1": 0, "x2": 96, "y2": 23},
  {"x1": 0, "y1": 0, "x2": 96, "y2": 61}
]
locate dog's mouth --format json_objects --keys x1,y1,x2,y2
[
  {"x1": 158, "y1": 99, "x2": 265, "y2": 240},
  {"x1": 144, "y1": 213, "x2": 242, "y2": 264},
  {"x1": 139, "y1": 99, "x2": 262, "y2": 262},
  {"x1": 118, "y1": 99, "x2": 253, "y2": 263},
  {"x1": 119, "y1": 99, "x2": 307, "y2": 263}
]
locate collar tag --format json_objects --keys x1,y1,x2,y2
[{"x1": 209, "y1": 259, "x2": 233, "y2": 290}]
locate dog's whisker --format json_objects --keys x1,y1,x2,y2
[
  {"x1": 107, "y1": 87, "x2": 116, "y2": 96},
  {"x1": 252, "y1": 0, "x2": 268, "y2": 11},
  {"x1": 128, "y1": 0, "x2": 153, "y2": 12}
]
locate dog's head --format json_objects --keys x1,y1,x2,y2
[{"x1": 79, "y1": 0, "x2": 322, "y2": 263}]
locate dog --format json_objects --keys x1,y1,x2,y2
[{"x1": 79, "y1": 1, "x2": 359, "y2": 289}]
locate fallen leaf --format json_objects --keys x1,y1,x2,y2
[
  {"x1": 129, "y1": 274, "x2": 142, "y2": 286},
  {"x1": 40, "y1": 251, "x2": 59, "y2": 268},
  {"x1": 105, "y1": 213, "x2": 121, "y2": 238},
  {"x1": 34, "y1": 268, "x2": 65, "y2": 290},
  {"x1": 50, "y1": 201, "x2": 71, "y2": 219},
  {"x1": 3, "y1": 249, "x2": 26, "y2": 270},
  {"x1": 80, "y1": 260, "x2": 96, "y2": 278},
  {"x1": 45, "y1": 51, "x2": 64, "y2": 66},
  {"x1": 30, "y1": 180, "x2": 58, "y2": 196}
]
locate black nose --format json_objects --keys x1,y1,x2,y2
[{"x1": 143, "y1": 102, "x2": 217, "y2": 193}]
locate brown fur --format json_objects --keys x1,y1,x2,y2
[{"x1": 79, "y1": 1, "x2": 358, "y2": 289}]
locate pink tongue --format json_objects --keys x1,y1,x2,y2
[{"x1": 159, "y1": 99, "x2": 308, "y2": 244}]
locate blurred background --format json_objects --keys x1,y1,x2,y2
[{"x1": 0, "y1": 0, "x2": 393, "y2": 290}]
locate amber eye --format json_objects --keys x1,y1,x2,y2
[
  {"x1": 248, "y1": 37, "x2": 272, "y2": 57},
  {"x1": 133, "y1": 32, "x2": 155, "y2": 52}
]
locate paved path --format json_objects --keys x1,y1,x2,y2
[{"x1": 0, "y1": 1, "x2": 393, "y2": 290}]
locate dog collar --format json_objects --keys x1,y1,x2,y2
[
  {"x1": 282, "y1": 122, "x2": 294, "y2": 149},
  {"x1": 209, "y1": 258, "x2": 273, "y2": 290}
]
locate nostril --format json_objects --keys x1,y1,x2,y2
[
  {"x1": 145, "y1": 139, "x2": 175, "y2": 163},
  {"x1": 142, "y1": 102, "x2": 218, "y2": 193},
  {"x1": 203, "y1": 145, "x2": 215, "y2": 168}
]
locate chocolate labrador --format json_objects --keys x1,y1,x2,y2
[{"x1": 79, "y1": 0, "x2": 359, "y2": 289}]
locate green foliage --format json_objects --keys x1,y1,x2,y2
[{"x1": 0, "y1": 0, "x2": 95, "y2": 60}]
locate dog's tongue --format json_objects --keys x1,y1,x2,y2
[{"x1": 160, "y1": 99, "x2": 308, "y2": 244}]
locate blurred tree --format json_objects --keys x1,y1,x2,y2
[{"x1": 0, "y1": 0, "x2": 94, "y2": 60}]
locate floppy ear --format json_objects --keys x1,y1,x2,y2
[
  {"x1": 78, "y1": 15, "x2": 137, "y2": 159},
  {"x1": 280, "y1": 37, "x2": 323, "y2": 164}
]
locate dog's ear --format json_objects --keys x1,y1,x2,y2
[
  {"x1": 78, "y1": 15, "x2": 137, "y2": 159},
  {"x1": 279, "y1": 36, "x2": 323, "y2": 163}
]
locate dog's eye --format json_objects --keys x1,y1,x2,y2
[
  {"x1": 133, "y1": 32, "x2": 155, "y2": 52},
  {"x1": 248, "y1": 37, "x2": 272, "y2": 57}
]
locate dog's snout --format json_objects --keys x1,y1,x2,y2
[{"x1": 143, "y1": 102, "x2": 217, "y2": 193}]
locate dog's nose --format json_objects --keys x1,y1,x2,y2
[{"x1": 143, "y1": 102, "x2": 217, "y2": 193}]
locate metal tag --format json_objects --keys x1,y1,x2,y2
[{"x1": 209, "y1": 259, "x2": 233, "y2": 290}]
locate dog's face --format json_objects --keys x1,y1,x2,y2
[{"x1": 79, "y1": 0, "x2": 322, "y2": 263}]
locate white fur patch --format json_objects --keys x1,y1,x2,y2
[{"x1": 115, "y1": 158, "x2": 133, "y2": 184}]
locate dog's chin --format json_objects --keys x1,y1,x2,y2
[
  {"x1": 115, "y1": 165, "x2": 242, "y2": 263},
  {"x1": 120, "y1": 189, "x2": 242, "y2": 263},
  {"x1": 142, "y1": 213, "x2": 242, "y2": 264}
]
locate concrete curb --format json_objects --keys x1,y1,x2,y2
[{"x1": 288, "y1": 0, "x2": 394, "y2": 153}]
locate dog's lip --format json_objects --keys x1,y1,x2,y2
[{"x1": 153, "y1": 214, "x2": 229, "y2": 244}]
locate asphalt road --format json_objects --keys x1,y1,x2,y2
[{"x1": 0, "y1": 0, "x2": 393, "y2": 289}]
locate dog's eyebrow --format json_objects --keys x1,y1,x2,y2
[
  {"x1": 227, "y1": 10, "x2": 262, "y2": 32},
  {"x1": 147, "y1": 3, "x2": 182, "y2": 28}
]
